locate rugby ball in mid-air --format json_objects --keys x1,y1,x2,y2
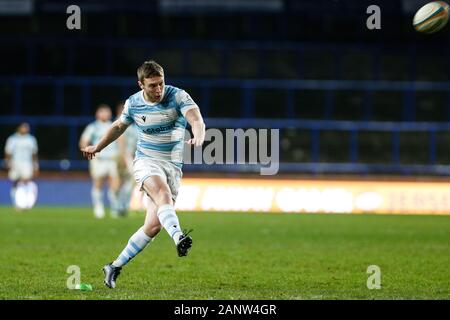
[{"x1": 413, "y1": 1, "x2": 449, "y2": 33}]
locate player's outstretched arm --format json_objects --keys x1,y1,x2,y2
[
  {"x1": 4, "y1": 153, "x2": 11, "y2": 170},
  {"x1": 81, "y1": 120, "x2": 129, "y2": 160},
  {"x1": 185, "y1": 108, "x2": 205, "y2": 147}
]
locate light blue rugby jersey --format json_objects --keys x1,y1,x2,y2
[
  {"x1": 123, "y1": 124, "x2": 138, "y2": 156},
  {"x1": 120, "y1": 85, "x2": 199, "y2": 167},
  {"x1": 4, "y1": 133, "x2": 38, "y2": 164},
  {"x1": 81, "y1": 120, "x2": 119, "y2": 159}
]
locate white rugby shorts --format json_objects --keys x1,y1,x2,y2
[
  {"x1": 8, "y1": 161, "x2": 34, "y2": 181},
  {"x1": 133, "y1": 157, "x2": 182, "y2": 202},
  {"x1": 89, "y1": 158, "x2": 119, "y2": 179}
]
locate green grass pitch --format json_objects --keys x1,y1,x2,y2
[{"x1": 0, "y1": 206, "x2": 449, "y2": 300}]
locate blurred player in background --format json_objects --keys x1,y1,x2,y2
[
  {"x1": 79, "y1": 104, "x2": 121, "y2": 219},
  {"x1": 81, "y1": 60, "x2": 205, "y2": 288},
  {"x1": 4, "y1": 122, "x2": 39, "y2": 211},
  {"x1": 115, "y1": 101, "x2": 138, "y2": 216}
]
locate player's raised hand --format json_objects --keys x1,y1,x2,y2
[
  {"x1": 186, "y1": 137, "x2": 204, "y2": 147},
  {"x1": 81, "y1": 145, "x2": 98, "y2": 160}
]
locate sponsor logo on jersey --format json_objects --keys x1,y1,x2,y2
[{"x1": 144, "y1": 123, "x2": 176, "y2": 134}]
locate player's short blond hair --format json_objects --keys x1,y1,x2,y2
[{"x1": 137, "y1": 60, "x2": 164, "y2": 82}]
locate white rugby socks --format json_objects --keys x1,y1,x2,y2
[
  {"x1": 118, "y1": 179, "x2": 134, "y2": 212},
  {"x1": 112, "y1": 227, "x2": 152, "y2": 268},
  {"x1": 110, "y1": 205, "x2": 184, "y2": 268},
  {"x1": 91, "y1": 187, "x2": 104, "y2": 218},
  {"x1": 107, "y1": 189, "x2": 119, "y2": 216},
  {"x1": 10, "y1": 187, "x2": 16, "y2": 207},
  {"x1": 157, "y1": 204, "x2": 183, "y2": 244}
]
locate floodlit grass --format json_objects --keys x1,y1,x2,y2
[{"x1": 0, "y1": 207, "x2": 449, "y2": 299}]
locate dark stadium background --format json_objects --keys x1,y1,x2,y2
[
  {"x1": 1, "y1": 0, "x2": 450, "y2": 303},
  {"x1": 0, "y1": 0, "x2": 449, "y2": 207}
]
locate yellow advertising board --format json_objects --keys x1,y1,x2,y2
[{"x1": 130, "y1": 178, "x2": 450, "y2": 215}]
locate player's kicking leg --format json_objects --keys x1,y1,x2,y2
[
  {"x1": 103, "y1": 176, "x2": 192, "y2": 288},
  {"x1": 103, "y1": 200, "x2": 160, "y2": 288},
  {"x1": 142, "y1": 175, "x2": 193, "y2": 257}
]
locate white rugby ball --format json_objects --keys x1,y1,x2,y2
[{"x1": 413, "y1": 1, "x2": 449, "y2": 34}]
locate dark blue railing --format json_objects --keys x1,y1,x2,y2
[
  {"x1": 1, "y1": 37, "x2": 450, "y2": 175},
  {"x1": 2, "y1": 76, "x2": 450, "y2": 121},
  {"x1": 1, "y1": 116, "x2": 449, "y2": 175}
]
